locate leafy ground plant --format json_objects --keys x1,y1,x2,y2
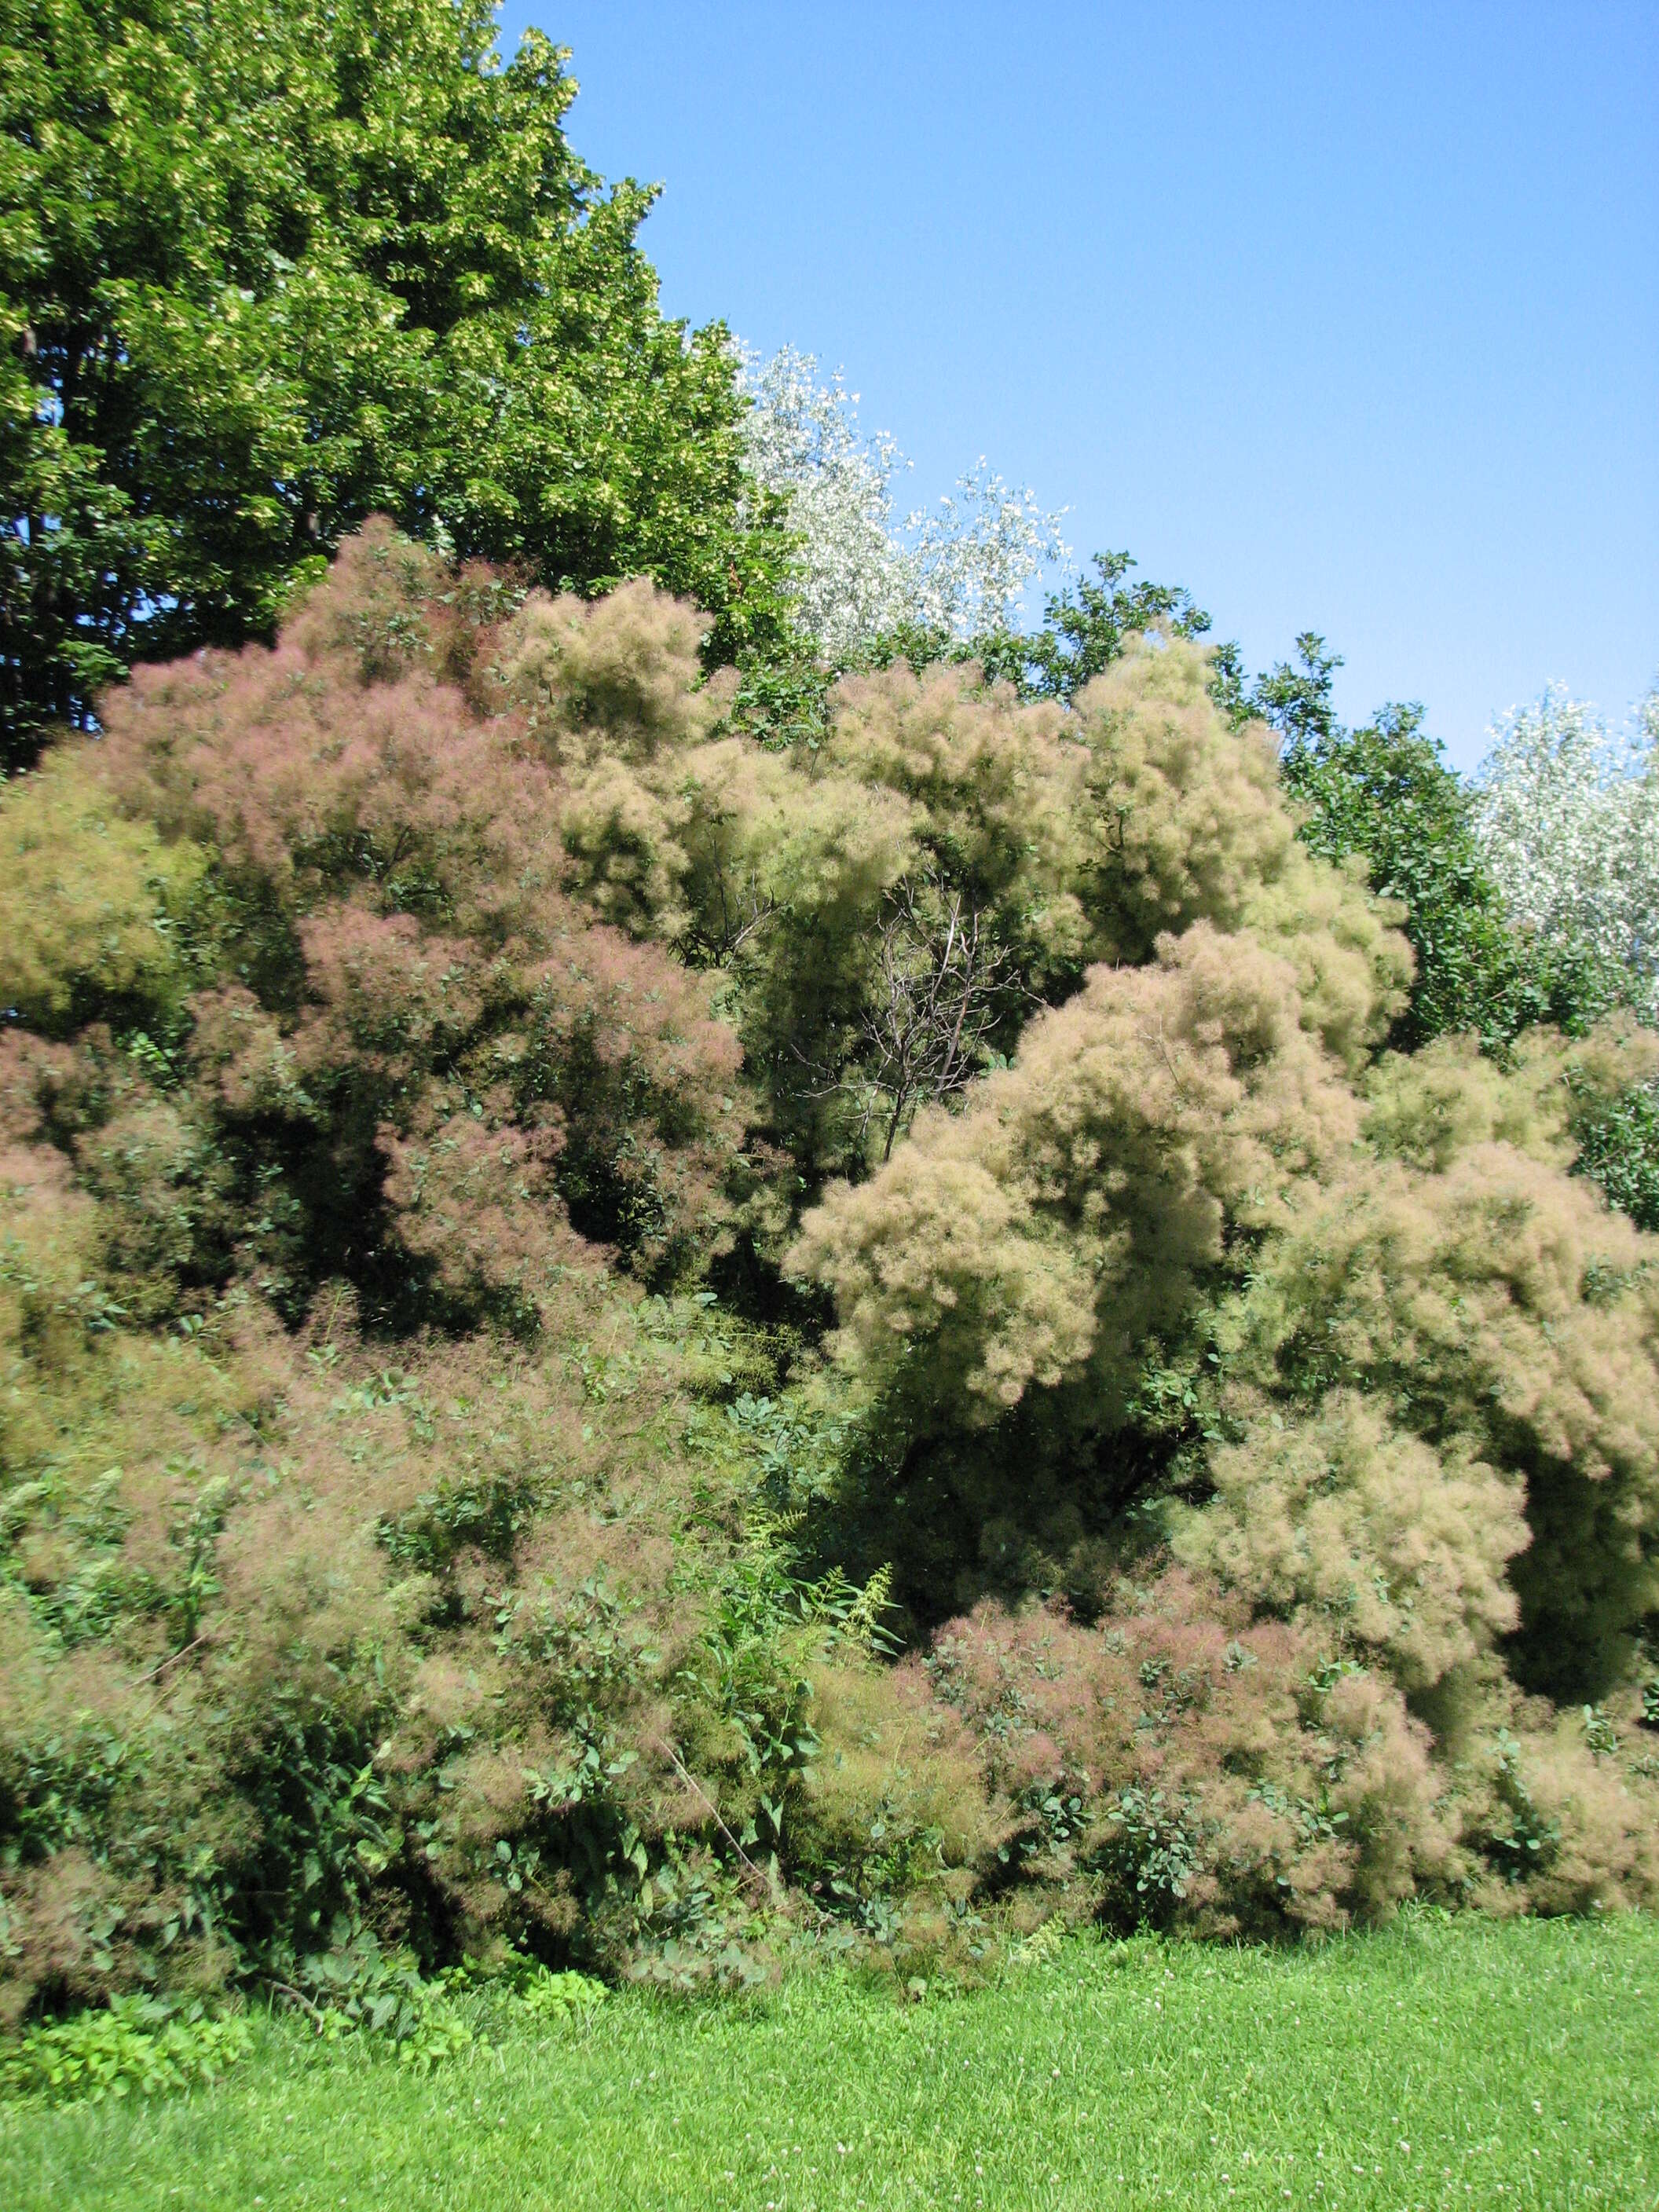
[
  {"x1": 0, "y1": 1997, "x2": 251, "y2": 2105},
  {"x1": 478, "y1": 1961, "x2": 608, "y2": 2028},
  {"x1": 2, "y1": 1915, "x2": 1654, "y2": 2210},
  {"x1": 269, "y1": 1937, "x2": 608, "y2": 2074},
  {"x1": 276, "y1": 1932, "x2": 477, "y2": 2075}
]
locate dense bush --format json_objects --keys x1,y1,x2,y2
[{"x1": 2, "y1": 526, "x2": 1657, "y2": 2045}]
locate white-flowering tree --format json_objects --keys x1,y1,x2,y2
[
  {"x1": 735, "y1": 345, "x2": 1067, "y2": 663},
  {"x1": 1473, "y1": 683, "x2": 1659, "y2": 1020}
]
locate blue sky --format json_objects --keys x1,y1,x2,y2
[{"x1": 500, "y1": 2, "x2": 1657, "y2": 769}]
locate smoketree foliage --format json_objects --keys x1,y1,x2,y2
[
  {"x1": 2, "y1": 0, "x2": 1658, "y2": 2031},
  {"x1": 0, "y1": 0, "x2": 786, "y2": 767},
  {"x1": 3, "y1": 533, "x2": 1657, "y2": 2029}
]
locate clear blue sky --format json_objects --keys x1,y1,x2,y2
[{"x1": 500, "y1": 2, "x2": 1657, "y2": 769}]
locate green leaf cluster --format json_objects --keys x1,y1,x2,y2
[
  {"x1": 0, "y1": 0, "x2": 789, "y2": 766},
  {"x1": 1265, "y1": 639, "x2": 1633, "y2": 1053},
  {"x1": 1, "y1": 1994, "x2": 251, "y2": 2103}
]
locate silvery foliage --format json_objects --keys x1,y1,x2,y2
[
  {"x1": 735, "y1": 345, "x2": 1068, "y2": 663},
  {"x1": 1473, "y1": 683, "x2": 1659, "y2": 1019}
]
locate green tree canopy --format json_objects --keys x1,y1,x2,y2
[
  {"x1": 978, "y1": 549, "x2": 1218, "y2": 705},
  {"x1": 0, "y1": 0, "x2": 786, "y2": 766},
  {"x1": 1262, "y1": 635, "x2": 1632, "y2": 1053}
]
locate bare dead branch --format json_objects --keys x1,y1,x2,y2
[
  {"x1": 677, "y1": 845, "x2": 778, "y2": 968},
  {"x1": 783, "y1": 866, "x2": 1027, "y2": 1161}
]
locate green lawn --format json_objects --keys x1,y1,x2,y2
[{"x1": 3, "y1": 1915, "x2": 1654, "y2": 2211}]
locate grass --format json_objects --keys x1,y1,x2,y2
[{"x1": 2, "y1": 1914, "x2": 1654, "y2": 2211}]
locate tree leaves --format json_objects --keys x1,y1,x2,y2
[{"x1": 1, "y1": 0, "x2": 788, "y2": 767}]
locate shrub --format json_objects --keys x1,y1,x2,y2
[
  {"x1": 0, "y1": 753, "x2": 204, "y2": 1036},
  {"x1": 923, "y1": 1575, "x2": 1455, "y2": 1936},
  {"x1": 3, "y1": 526, "x2": 1657, "y2": 2032},
  {"x1": 789, "y1": 920, "x2": 1361, "y2": 1435},
  {"x1": 790, "y1": 1649, "x2": 1002, "y2": 1891}
]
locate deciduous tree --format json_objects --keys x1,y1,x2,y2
[{"x1": 1, "y1": 0, "x2": 784, "y2": 767}]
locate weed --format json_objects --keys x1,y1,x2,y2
[{"x1": 1, "y1": 1997, "x2": 251, "y2": 2105}]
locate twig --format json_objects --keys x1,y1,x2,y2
[
  {"x1": 1151, "y1": 1016, "x2": 1191, "y2": 1104},
  {"x1": 650, "y1": 1736, "x2": 772, "y2": 1901},
  {"x1": 136, "y1": 1630, "x2": 214, "y2": 1685},
  {"x1": 264, "y1": 1978, "x2": 329, "y2": 2030}
]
